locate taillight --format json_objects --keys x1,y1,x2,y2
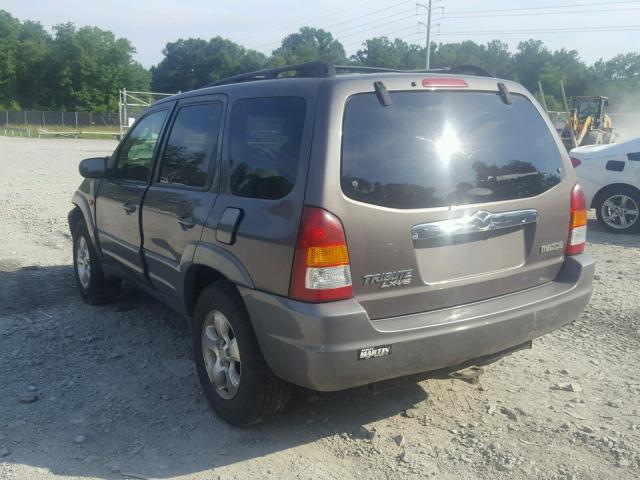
[
  {"x1": 290, "y1": 206, "x2": 353, "y2": 302},
  {"x1": 566, "y1": 183, "x2": 587, "y2": 255},
  {"x1": 570, "y1": 157, "x2": 582, "y2": 167}
]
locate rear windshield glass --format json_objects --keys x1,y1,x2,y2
[{"x1": 341, "y1": 91, "x2": 563, "y2": 209}]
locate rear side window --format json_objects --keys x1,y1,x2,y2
[
  {"x1": 159, "y1": 103, "x2": 223, "y2": 188},
  {"x1": 341, "y1": 91, "x2": 563, "y2": 209},
  {"x1": 229, "y1": 97, "x2": 306, "y2": 199}
]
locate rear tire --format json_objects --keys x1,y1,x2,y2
[
  {"x1": 72, "y1": 220, "x2": 121, "y2": 304},
  {"x1": 193, "y1": 282, "x2": 291, "y2": 426},
  {"x1": 595, "y1": 186, "x2": 640, "y2": 234}
]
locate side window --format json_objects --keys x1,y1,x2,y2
[
  {"x1": 115, "y1": 110, "x2": 167, "y2": 182},
  {"x1": 229, "y1": 97, "x2": 306, "y2": 199},
  {"x1": 159, "y1": 103, "x2": 223, "y2": 188}
]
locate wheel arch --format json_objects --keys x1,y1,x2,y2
[
  {"x1": 184, "y1": 265, "x2": 227, "y2": 318},
  {"x1": 591, "y1": 183, "x2": 640, "y2": 209},
  {"x1": 184, "y1": 246, "x2": 255, "y2": 318},
  {"x1": 68, "y1": 205, "x2": 84, "y2": 232},
  {"x1": 68, "y1": 195, "x2": 101, "y2": 257}
]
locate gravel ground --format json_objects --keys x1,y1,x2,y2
[{"x1": 0, "y1": 136, "x2": 639, "y2": 480}]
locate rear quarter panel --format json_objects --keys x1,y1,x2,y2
[{"x1": 198, "y1": 79, "x2": 321, "y2": 297}]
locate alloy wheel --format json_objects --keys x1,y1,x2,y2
[
  {"x1": 202, "y1": 310, "x2": 241, "y2": 399},
  {"x1": 601, "y1": 194, "x2": 639, "y2": 230},
  {"x1": 76, "y1": 236, "x2": 91, "y2": 289}
]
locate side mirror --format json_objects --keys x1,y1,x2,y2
[
  {"x1": 604, "y1": 99, "x2": 610, "y2": 107},
  {"x1": 79, "y1": 157, "x2": 109, "y2": 179}
]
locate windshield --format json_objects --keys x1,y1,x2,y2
[
  {"x1": 576, "y1": 99, "x2": 599, "y2": 120},
  {"x1": 341, "y1": 90, "x2": 564, "y2": 209}
]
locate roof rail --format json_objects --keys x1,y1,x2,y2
[
  {"x1": 334, "y1": 65, "x2": 404, "y2": 74},
  {"x1": 208, "y1": 60, "x2": 336, "y2": 86},
  {"x1": 208, "y1": 61, "x2": 493, "y2": 87}
]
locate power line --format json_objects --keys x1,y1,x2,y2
[
  {"x1": 235, "y1": 0, "x2": 378, "y2": 44},
  {"x1": 322, "y1": 0, "x2": 413, "y2": 30},
  {"x1": 331, "y1": 7, "x2": 416, "y2": 35},
  {"x1": 445, "y1": 0, "x2": 640, "y2": 15},
  {"x1": 246, "y1": 0, "x2": 640, "y2": 54},
  {"x1": 334, "y1": 14, "x2": 418, "y2": 40},
  {"x1": 341, "y1": 24, "x2": 422, "y2": 48},
  {"x1": 435, "y1": 25, "x2": 640, "y2": 36},
  {"x1": 443, "y1": 5, "x2": 640, "y2": 19},
  {"x1": 246, "y1": 0, "x2": 414, "y2": 50}
]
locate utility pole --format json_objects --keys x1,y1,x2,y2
[{"x1": 417, "y1": 1, "x2": 435, "y2": 69}]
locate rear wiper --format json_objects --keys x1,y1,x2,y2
[
  {"x1": 374, "y1": 81, "x2": 391, "y2": 107},
  {"x1": 497, "y1": 82, "x2": 512, "y2": 105}
]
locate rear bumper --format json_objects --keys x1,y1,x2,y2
[{"x1": 240, "y1": 253, "x2": 595, "y2": 391}]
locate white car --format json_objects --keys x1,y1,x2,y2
[{"x1": 570, "y1": 137, "x2": 640, "y2": 233}]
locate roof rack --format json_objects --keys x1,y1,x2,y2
[
  {"x1": 208, "y1": 60, "x2": 493, "y2": 87},
  {"x1": 333, "y1": 65, "x2": 404, "y2": 74},
  {"x1": 208, "y1": 60, "x2": 336, "y2": 86}
]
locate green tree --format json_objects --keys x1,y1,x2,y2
[
  {"x1": 353, "y1": 37, "x2": 423, "y2": 69},
  {"x1": 271, "y1": 27, "x2": 346, "y2": 65},
  {"x1": 48, "y1": 23, "x2": 149, "y2": 111},
  {"x1": 14, "y1": 20, "x2": 52, "y2": 109},
  {"x1": 151, "y1": 37, "x2": 266, "y2": 92},
  {"x1": 588, "y1": 53, "x2": 640, "y2": 112},
  {"x1": 0, "y1": 10, "x2": 20, "y2": 108},
  {"x1": 513, "y1": 40, "x2": 553, "y2": 93}
]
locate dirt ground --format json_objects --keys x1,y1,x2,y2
[{"x1": 0, "y1": 137, "x2": 639, "y2": 480}]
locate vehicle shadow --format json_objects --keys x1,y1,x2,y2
[
  {"x1": 586, "y1": 218, "x2": 640, "y2": 248},
  {"x1": 0, "y1": 264, "x2": 430, "y2": 479}
]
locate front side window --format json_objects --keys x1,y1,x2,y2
[
  {"x1": 159, "y1": 103, "x2": 223, "y2": 188},
  {"x1": 342, "y1": 91, "x2": 564, "y2": 209},
  {"x1": 229, "y1": 97, "x2": 306, "y2": 199},
  {"x1": 116, "y1": 110, "x2": 167, "y2": 182}
]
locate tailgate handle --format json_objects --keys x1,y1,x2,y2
[
  {"x1": 411, "y1": 209, "x2": 538, "y2": 241},
  {"x1": 216, "y1": 208, "x2": 243, "y2": 245}
]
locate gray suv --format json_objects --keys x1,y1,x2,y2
[{"x1": 69, "y1": 61, "x2": 594, "y2": 426}]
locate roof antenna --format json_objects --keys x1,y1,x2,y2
[
  {"x1": 497, "y1": 82, "x2": 512, "y2": 105},
  {"x1": 374, "y1": 81, "x2": 391, "y2": 107}
]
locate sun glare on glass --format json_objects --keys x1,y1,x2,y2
[{"x1": 434, "y1": 123, "x2": 462, "y2": 164}]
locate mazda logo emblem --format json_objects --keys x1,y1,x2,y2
[{"x1": 473, "y1": 210, "x2": 493, "y2": 230}]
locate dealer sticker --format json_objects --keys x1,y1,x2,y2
[{"x1": 358, "y1": 345, "x2": 392, "y2": 360}]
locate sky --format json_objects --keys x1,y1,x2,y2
[{"x1": 3, "y1": 0, "x2": 640, "y2": 68}]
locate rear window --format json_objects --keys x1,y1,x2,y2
[{"x1": 341, "y1": 91, "x2": 564, "y2": 209}]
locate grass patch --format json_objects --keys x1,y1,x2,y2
[{"x1": 1, "y1": 124, "x2": 120, "y2": 140}]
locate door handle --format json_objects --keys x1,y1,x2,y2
[
  {"x1": 122, "y1": 200, "x2": 136, "y2": 214},
  {"x1": 178, "y1": 214, "x2": 195, "y2": 229}
]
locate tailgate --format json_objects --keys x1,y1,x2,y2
[{"x1": 335, "y1": 87, "x2": 571, "y2": 320}]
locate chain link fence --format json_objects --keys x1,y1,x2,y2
[{"x1": 1, "y1": 110, "x2": 119, "y2": 129}]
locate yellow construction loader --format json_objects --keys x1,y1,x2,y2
[{"x1": 561, "y1": 96, "x2": 617, "y2": 149}]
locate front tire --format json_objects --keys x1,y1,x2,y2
[
  {"x1": 583, "y1": 130, "x2": 603, "y2": 145},
  {"x1": 193, "y1": 282, "x2": 291, "y2": 426},
  {"x1": 72, "y1": 220, "x2": 121, "y2": 304},
  {"x1": 595, "y1": 187, "x2": 640, "y2": 233}
]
